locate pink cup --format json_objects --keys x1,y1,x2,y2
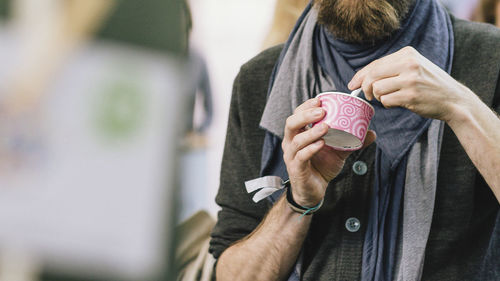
[{"x1": 313, "y1": 92, "x2": 375, "y2": 151}]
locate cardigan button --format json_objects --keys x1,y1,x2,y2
[
  {"x1": 345, "y1": 217, "x2": 361, "y2": 232},
  {"x1": 352, "y1": 161, "x2": 368, "y2": 176}
]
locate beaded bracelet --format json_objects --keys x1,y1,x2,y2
[{"x1": 283, "y1": 179, "x2": 324, "y2": 218}]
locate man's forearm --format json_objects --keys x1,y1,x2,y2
[
  {"x1": 447, "y1": 87, "x2": 500, "y2": 203},
  {"x1": 216, "y1": 195, "x2": 311, "y2": 281}
]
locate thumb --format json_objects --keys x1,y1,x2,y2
[{"x1": 361, "y1": 130, "x2": 376, "y2": 149}]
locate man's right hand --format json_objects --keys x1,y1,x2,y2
[{"x1": 282, "y1": 98, "x2": 376, "y2": 207}]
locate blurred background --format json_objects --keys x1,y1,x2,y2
[{"x1": 0, "y1": 0, "x2": 497, "y2": 280}]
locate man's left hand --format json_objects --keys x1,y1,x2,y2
[{"x1": 348, "y1": 46, "x2": 476, "y2": 123}]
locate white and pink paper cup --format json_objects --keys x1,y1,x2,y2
[{"x1": 313, "y1": 92, "x2": 375, "y2": 151}]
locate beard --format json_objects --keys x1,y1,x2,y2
[{"x1": 315, "y1": 0, "x2": 415, "y2": 43}]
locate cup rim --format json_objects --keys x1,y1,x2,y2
[{"x1": 316, "y1": 91, "x2": 375, "y2": 112}]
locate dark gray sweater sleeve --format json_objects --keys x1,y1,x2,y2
[{"x1": 209, "y1": 46, "x2": 282, "y2": 259}]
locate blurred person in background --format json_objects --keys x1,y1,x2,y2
[
  {"x1": 475, "y1": 0, "x2": 500, "y2": 27},
  {"x1": 0, "y1": 1, "x2": 186, "y2": 280},
  {"x1": 1, "y1": 0, "x2": 114, "y2": 114},
  {"x1": 439, "y1": 0, "x2": 480, "y2": 20},
  {"x1": 210, "y1": 0, "x2": 500, "y2": 281},
  {"x1": 0, "y1": 0, "x2": 115, "y2": 182},
  {"x1": 175, "y1": 1, "x2": 216, "y2": 281},
  {"x1": 262, "y1": 0, "x2": 309, "y2": 49},
  {"x1": 180, "y1": 0, "x2": 213, "y2": 149}
]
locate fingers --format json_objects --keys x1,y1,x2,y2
[
  {"x1": 295, "y1": 138, "x2": 325, "y2": 163},
  {"x1": 379, "y1": 90, "x2": 409, "y2": 108},
  {"x1": 371, "y1": 76, "x2": 404, "y2": 101},
  {"x1": 283, "y1": 98, "x2": 329, "y2": 164},
  {"x1": 348, "y1": 46, "x2": 419, "y2": 100},
  {"x1": 294, "y1": 98, "x2": 320, "y2": 114},
  {"x1": 362, "y1": 130, "x2": 377, "y2": 148},
  {"x1": 348, "y1": 56, "x2": 404, "y2": 98},
  {"x1": 284, "y1": 103, "x2": 325, "y2": 142},
  {"x1": 284, "y1": 123, "x2": 329, "y2": 160},
  {"x1": 350, "y1": 66, "x2": 400, "y2": 101}
]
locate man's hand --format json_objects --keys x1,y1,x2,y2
[
  {"x1": 282, "y1": 98, "x2": 376, "y2": 207},
  {"x1": 349, "y1": 46, "x2": 500, "y2": 203},
  {"x1": 348, "y1": 46, "x2": 474, "y2": 123}
]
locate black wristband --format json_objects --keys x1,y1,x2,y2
[{"x1": 284, "y1": 180, "x2": 323, "y2": 215}]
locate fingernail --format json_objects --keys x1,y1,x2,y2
[
  {"x1": 348, "y1": 81, "x2": 353, "y2": 89},
  {"x1": 312, "y1": 98, "x2": 320, "y2": 105}
]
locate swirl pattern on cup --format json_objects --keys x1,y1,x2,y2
[
  {"x1": 352, "y1": 118, "x2": 369, "y2": 140},
  {"x1": 316, "y1": 93, "x2": 374, "y2": 144},
  {"x1": 341, "y1": 103, "x2": 357, "y2": 117},
  {"x1": 336, "y1": 116, "x2": 351, "y2": 129}
]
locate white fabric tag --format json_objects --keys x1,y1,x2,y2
[{"x1": 244, "y1": 176, "x2": 285, "y2": 203}]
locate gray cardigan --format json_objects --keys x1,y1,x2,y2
[{"x1": 210, "y1": 17, "x2": 500, "y2": 280}]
